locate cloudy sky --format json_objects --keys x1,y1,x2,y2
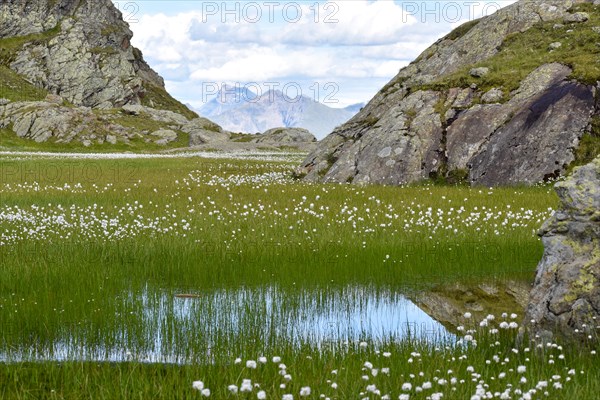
[{"x1": 112, "y1": 1, "x2": 516, "y2": 108}]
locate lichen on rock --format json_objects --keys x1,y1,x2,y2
[{"x1": 524, "y1": 156, "x2": 600, "y2": 343}]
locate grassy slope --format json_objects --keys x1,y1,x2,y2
[
  {"x1": 420, "y1": 3, "x2": 600, "y2": 93},
  {"x1": 0, "y1": 66, "x2": 48, "y2": 102}
]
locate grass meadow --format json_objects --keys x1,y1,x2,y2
[{"x1": 0, "y1": 152, "x2": 598, "y2": 399}]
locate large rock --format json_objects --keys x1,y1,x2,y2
[
  {"x1": 122, "y1": 104, "x2": 189, "y2": 125},
  {"x1": 300, "y1": 0, "x2": 599, "y2": 186},
  {"x1": 1, "y1": 0, "x2": 165, "y2": 108},
  {"x1": 253, "y1": 127, "x2": 317, "y2": 144},
  {"x1": 183, "y1": 117, "x2": 230, "y2": 145},
  {"x1": 468, "y1": 64, "x2": 594, "y2": 186},
  {"x1": 151, "y1": 129, "x2": 178, "y2": 144},
  {"x1": 0, "y1": 99, "x2": 232, "y2": 146},
  {"x1": 564, "y1": 12, "x2": 590, "y2": 23},
  {"x1": 0, "y1": 101, "x2": 103, "y2": 143},
  {"x1": 525, "y1": 157, "x2": 600, "y2": 342}
]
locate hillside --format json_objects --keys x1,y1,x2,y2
[
  {"x1": 299, "y1": 0, "x2": 600, "y2": 186},
  {"x1": 0, "y1": 0, "x2": 229, "y2": 150}
]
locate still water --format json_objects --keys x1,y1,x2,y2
[{"x1": 2, "y1": 285, "x2": 450, "y2": 363}]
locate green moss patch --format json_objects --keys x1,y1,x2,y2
[
  {"x1": 444, "y1": 19, "x2": 480, "y2": 41},
  {"x1": 0, "y1": 66, "x2": 48, "y2": 102},
  {"x1": 418, "y1": 4, "x2": 600, "y2": 94},
  {"x1": 569, "y1": 116, "x2": 600, "y2": 171},
  {"x1": 0, "y1": 23, "x2": 62, "y2": 67},
  {"x1": 230, "y1": 133, "x2": 256, "y2": 143}
]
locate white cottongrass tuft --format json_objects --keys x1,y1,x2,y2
[
  {"x1": 241, "y1": 379, "x2": 253, "y2": 393},
  {"x1": 227, "y1": 384, "x2": 238, "y2": 394}
]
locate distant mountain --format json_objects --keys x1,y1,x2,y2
[
  {"x1": 343, "y1": 103, "x2": 365, "y2": 114},
  {"x1": 199, "y1": 85, "x2": 258, "y2": 117},
  {"x1": 198, "y1": 88, "x2": 362, "y2": 139}
]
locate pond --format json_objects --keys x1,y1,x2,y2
[{"x1": 1, "y1": 285, "x2": 451, "y2": 364}]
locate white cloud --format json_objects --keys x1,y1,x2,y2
[
  {"x1": 276, "y1": 1, "x2": 418, "y2": 46},
  {"x1": 126, "y1": 0, "x2": 518, "y2": 106},
  {"x1": 188, "y1": 49, "x2": 315, "y2": 82}
]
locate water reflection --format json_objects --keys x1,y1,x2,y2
[{"x1": 2, "y1": 286, "x2": 450, "y2": 363}]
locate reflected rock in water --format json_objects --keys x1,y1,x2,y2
[{"x1": 412, "y1": 280, "x2": 530, "y2": 333}]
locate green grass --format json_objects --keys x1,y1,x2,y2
[
  {"x1": 0, "y1": 66, "x2": 48, "y2": 102},
  {"x1": 231, "y1": 133, "x2": 257, "y2": 142},
  {"x1": 569, "y1": 116, "x2": 600, "y2": 171},
  {"x1": 417, "y1": 3, "x2": 600, "y2": 95},
  {"x1": 0, "y1": 155, "x2": 597, "y2": 398},
  {"x1": 444, "y1": 19, "x2": 480, "y2": 41},
  {"x1": 0, "y1": 331, "x2": 597, "y2": 399}
]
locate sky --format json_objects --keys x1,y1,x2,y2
[{"x1": 111, "y1": 1, "x2": 517, "y2": 108}]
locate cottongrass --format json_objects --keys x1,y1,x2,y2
[{"x1": 190, "y1": 313, "x2": 595, "y2": 399}]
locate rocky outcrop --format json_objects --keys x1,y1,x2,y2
[
  {"x1": 0, "y1": 100, "x2": 227, "y2": 146},
  {"x1": 525, "y1": 157, "x2": 600, "y2": 342},
  {"x1": 1, "y1": 0, "x2": 171, "y2": 109},
  {"x1": 460, "y1": 64, "x2": 594, "y2": 185},
  {"x1": 184, "y1": 117, "x2": 231, "y2": 146},
  {"x1": 253, "y1": 128, "x2": 317, "y2": 144},
  {"x1": 300, "y1": 0, "x2": 600, "y2": 186},
  {"x1": 0, "y1": 0, "x2": 240, "y2": 148}
]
